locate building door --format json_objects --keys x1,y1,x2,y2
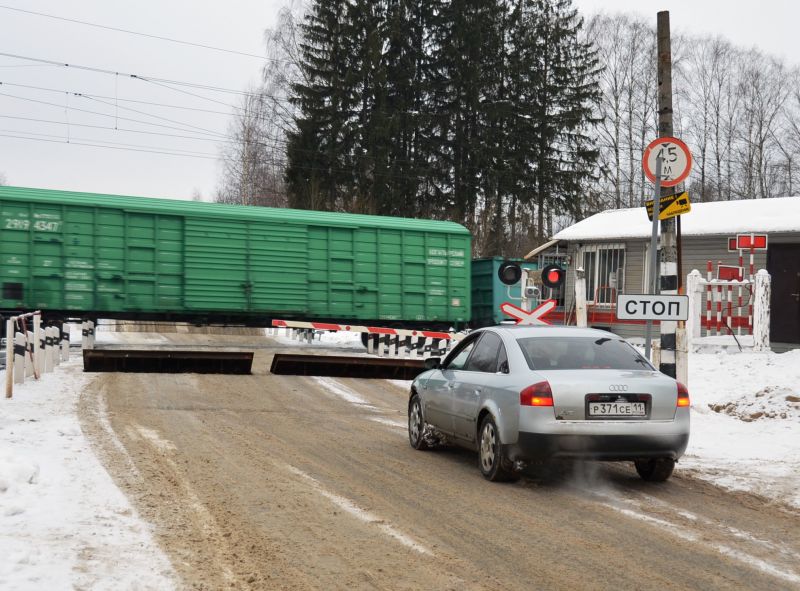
[{"x1": 768, "y1": 244, "x2": 800, "y2": 344}]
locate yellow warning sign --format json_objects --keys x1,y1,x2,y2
[{"x1": 645, "y1": 192, "x2": 691, "y2": 221}]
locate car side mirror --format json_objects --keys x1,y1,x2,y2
[{"x1": 424, "y1": 357, "x2": 441, "y2": 370}]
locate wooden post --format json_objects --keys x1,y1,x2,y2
[
  {"x1": 5, "y1": 318, "x2": 13, "y2": 398},
  {"x1": 753, "y1": 270, "x2": 771, "y2": 352},
  {"x1": 574, "y1": 267, "x2": 588, "y2": 328}
]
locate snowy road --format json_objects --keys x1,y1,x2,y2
[{"x1": 75, "y1": 334, "x2": 800, "y2": 590}]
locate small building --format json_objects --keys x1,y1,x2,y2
[{"x1": 546, "y1": 197, "x2": 800, "y2": 346}]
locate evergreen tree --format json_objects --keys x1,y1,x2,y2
[
  {"x1": 286, "y1": 1, "x2": 356, "y2": 210},
  {"x1": 285, "y1": 0, "x2": 601, "y2": 255},
  {"x1": 513, "y1": 0, "x2": 601, "y2": 242}
]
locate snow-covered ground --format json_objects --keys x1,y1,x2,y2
[
  {"x1": 0, "y1": 358, "x2": 175, "y2": 590},
  {"x1": 682, "y1": 348, "x2": 800, "y2": 507},
  {"x1": 0, "y1": 335, "x2": 798, "y2": 589}
]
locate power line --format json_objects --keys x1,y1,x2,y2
[
  {"x1": 0, "y1": 91, "x2": 228, "y2": 139},
  {"x1": 0, "y1": 81, "x2": 233, "y2": 115},
  {"x1": 0, "y1": 128, "x2": 218, "y2": 157},
  {"x1": 0, "y1": 133, "x2": 219, "y2": 160},
  {"x1": 0, "y1": 114, "x2": 240, "y2": 144},
  {"x1": 0, "y1": 4, "x2": 280, "y2": 62},
  {"x1": 0, "y1": 52, "x2": 262, "y2": 96}
]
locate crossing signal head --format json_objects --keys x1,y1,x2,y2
[
  {"x1": 541, "y1": 264, "x2": 565, "y2": 289},
  {"x1": 498, "y1": 261, "x2": 522, "y2": 286}
]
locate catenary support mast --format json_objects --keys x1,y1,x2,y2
[{"x1": 657, "y1": 11, "x2": 678, "y2": 379}]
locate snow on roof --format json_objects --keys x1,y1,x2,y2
[{"x1": 553, "y1": 196, "x2": 800, "y2": 241}]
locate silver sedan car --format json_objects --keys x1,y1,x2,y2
[{"x1": 408, "y1": 326, "x2": 690, "y2": 482}]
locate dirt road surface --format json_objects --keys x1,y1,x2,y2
[{"x1": 78, "y1": 333, "x2": 800, "y2": 590}]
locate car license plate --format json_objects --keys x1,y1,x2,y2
[{"x1": 588, "y1": 402, "x2": 646, "y2": 417}]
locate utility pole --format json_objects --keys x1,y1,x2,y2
[{"x1": 657, "y1": 11, "x2": 678, "y2": 379}]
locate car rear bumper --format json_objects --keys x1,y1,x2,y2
[{"x1": 508, "y1": 431, "x2": 690, "y2": 462}]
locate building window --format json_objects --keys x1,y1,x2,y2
[{"x1": 580, "y1": 244, "x2": 625, "y2": 305}]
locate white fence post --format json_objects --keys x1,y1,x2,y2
[
  {"x1": 81, "y1": 321, "x2": 89, "y2": 349},
  {"x1": 24, "y1": 331, "x2": 35, "y2": 377},
  {"x1": 53, "y1": 326, "x2": 61, "y2": 367},
  {"x1": 88, "y1": 321, "x2": 95, "y2": 349},
  {"x1": 14, "y1": 331, "x2": 25, "y2": 384},
  {"x1": 33, "y1": 314, "x2": 42, "y2": 376},
  {"x1": 676, "y1": 327, "x2": 688, "y2": 386},
  {"x1": 685, "y1": 270, "x2": 702, "y2": 346},
  {"x1": 5, "y1": 319, "x2": 13, "y2": 398},
  {"x1": 574, "y1": 267, "x2": 587, "y2": 328},
  {"x1": 61, "y1": 324, "x2": 70, "y2": 361},
  {"x1": 753, "y1": 269, "x2": 771, "y2": 352},
  {"x1": 44, "y1": 326, "x2": 54, "y2": 373}
]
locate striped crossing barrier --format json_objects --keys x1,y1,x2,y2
[{"x1": 269, "y1": 319, "x2": 465, "y2": 358}]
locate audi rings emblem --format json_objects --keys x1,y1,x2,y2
[{"x1": 608, "y1": 384, "x2": 629, "y2": 392}]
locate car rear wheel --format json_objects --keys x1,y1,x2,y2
[
  {"x1": 408, "y1": 394, "x2": 430, "y2": 450},
  {"x1": 478, "y1": 415, "x2": 518, "y2": 482},
  {"x1": 634, "y1": 458, "x2": 675, "y2": 482}
]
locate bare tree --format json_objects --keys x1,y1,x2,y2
[
  {"x1": 585, "y1": 12, "x2": 797, "y2": 212},
  {"x1": 588, "y1": 13, "x2": 655, "y2": 211},
  {"x1": 216, "y1": 3, "x2": 303, "y2": 207}
]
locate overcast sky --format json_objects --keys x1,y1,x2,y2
[{"x1": 1, "y1": 1, "x2": 798, "y2": 201}]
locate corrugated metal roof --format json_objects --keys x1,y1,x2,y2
[
  {"x1": 553, "y1": 196, "x2": 800, "y2": 241},
  {"x1": 0, "y1": 186, "x2": 471, "y2": 234}
]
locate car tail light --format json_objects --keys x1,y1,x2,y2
[
  {"x1": 676, "y1": 382, "x2": 690, "y2": 407},
  {"x1": 520, "y1": 381, "x2": 553, "y2": 406}
]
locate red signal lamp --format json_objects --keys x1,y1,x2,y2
[{"x1": 541, "y1": 264, "x2": 565, "y2": 289}]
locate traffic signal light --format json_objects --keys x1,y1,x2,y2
[
  {"x1": 541, "y1": 264, "x2": 565, "y2": 289},
  {"x1": 497, "y1": 261, "x2": 522, "y2": 286}
]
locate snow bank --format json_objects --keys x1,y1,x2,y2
[
  {"x1": 682, "y1": 349, "x2": 800, "y2": 508},
  {"x1": 0, "y1": 359, "x2": 175, "y2": 590}
]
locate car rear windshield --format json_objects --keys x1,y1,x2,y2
[{"x1": 516, "y1": 336, "x2": 653, "y2": 371}]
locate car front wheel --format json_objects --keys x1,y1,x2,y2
[
  {"x1": 634, "y1": 458, "x2": 675, "y2": 482},
  {"x1": 478, "y1": 415, "x2": 518, "y2": 482}
]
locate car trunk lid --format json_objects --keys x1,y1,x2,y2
[{"x1": 533, "y1": 369, "x2": 678, "y2": 420}]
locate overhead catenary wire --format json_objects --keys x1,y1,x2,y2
[
  {"x1": 0, "y1": 133, "x2": 219, "y2": 160},
  {"x1": 0, "y1": 128, "x2": 219, "y2": 157},
  {"x1": 0, "y1": 81, "x2": 234, "y2": 115},
  {"x1": 0, "y1": 52, "x2": 264, "y2": 97},
  {"x1": 0, "y1": 114, "x2": 244, "y2": 144},
  {"x1": 0, "y1": 4, "x2": 284, "y2": 63},
  {"x1": 0, "y1": 91, "x2": 230, "y2": 140}
]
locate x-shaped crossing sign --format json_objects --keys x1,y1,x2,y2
[{"x1": 500, "y1": 300, "x2": 557, "y2": 326}]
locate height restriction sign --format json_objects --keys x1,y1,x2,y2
[{"x1": 643, "y1": 136, "x2": 692, "y2": 187}]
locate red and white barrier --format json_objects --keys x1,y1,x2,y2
[
  {"x1": 269, "y1": 319, "x2": 464, "y2": 358},
  {"x1": 686, "y1": 269, "x2": 770, "y2": 351}
]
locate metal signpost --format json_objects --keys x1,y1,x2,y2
[
  {"x1": 641, "y1": 135, "x2": 692, "y2": 362},
  {"x1": 644, "y1": 156, "x2": 662, "y2": 361}
]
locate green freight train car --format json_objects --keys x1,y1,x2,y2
[{"x1": 0, "y1": 186, "x2": 471, "y2": 329}]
